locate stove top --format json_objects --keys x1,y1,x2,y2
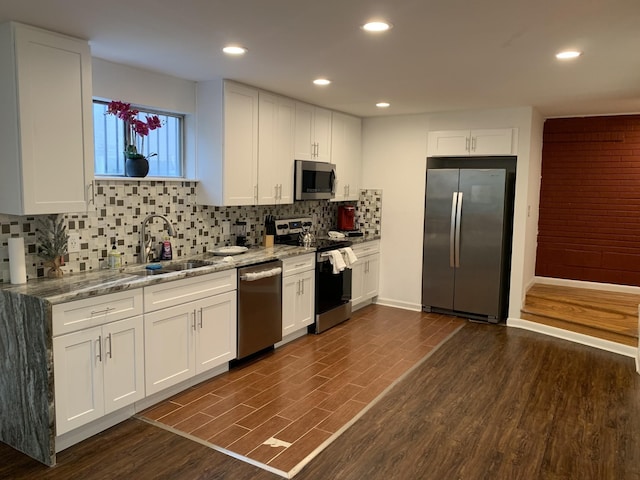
[
  {"x1": 315, "y1": 237, "x2": 353, "y2": 252},
  {"x1": 274, "y1": 235, "x2": 352, "y2": 252},
  {"x1": 272, "y1": 216, "x2": 353, "y2": 252}
]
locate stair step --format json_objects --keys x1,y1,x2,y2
[{"x1": 521, "y1": 283, "x2": 639, "y2": 346}]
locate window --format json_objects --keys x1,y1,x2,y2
[{"x1": 93, "y1": 100, "x2": 184, "y2": 177}]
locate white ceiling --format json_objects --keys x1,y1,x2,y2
[{"x1": 1, "y1": 0, "x2": 639, "y2": 118}]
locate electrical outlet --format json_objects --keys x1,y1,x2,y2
[{"x1": 68, "y1": 233, "x2": 80, "y2": 253}]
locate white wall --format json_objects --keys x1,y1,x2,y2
[{"x1": 361, "y1": 107, "x2": 544, "y2": 319}]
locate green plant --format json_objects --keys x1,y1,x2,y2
[{"x1": 37, "y1": 215, "x2": 68, "y2": 261}]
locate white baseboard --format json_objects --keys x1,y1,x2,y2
[
  {"x1": 508, "y1": 317, "x2": 638, "y2": 359},
  {"x1": 374, "y1": 297, "x2": 422, "y2": 312}
]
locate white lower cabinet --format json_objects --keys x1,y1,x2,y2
[
  {"x1": 143, "y1": 270, "x2": 237, "y2": 396},
  {"x1": 351, "y1": 241, "x2": 381, "y2": 309},
  {"x1": 282, "y1": 254, "x2": 315, "y2": 337},
  {"x1": 53, "y1": 314, "x2": 144, "y2": 436}
]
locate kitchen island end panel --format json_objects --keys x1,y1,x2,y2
[{"x1": 0, "y1": 291, "x2": 54, "y2": 465}]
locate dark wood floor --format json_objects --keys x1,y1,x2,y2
[{"x1": 2, "y1": 315, "x2": 639, "y2": 479}]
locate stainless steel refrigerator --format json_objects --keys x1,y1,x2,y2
[{"x1": 422, "y1": 168, "x2": 511, "y2": 322}]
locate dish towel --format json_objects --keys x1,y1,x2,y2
[
  {"x1": 340, "y1": 247, "x2": 357, "y2": 268},
  {"x1": 327, "y1": 250, "x2": 346, "y2": 274}
]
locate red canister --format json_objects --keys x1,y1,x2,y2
[{"x1": 337, "y1": 205, "x2": 356, "y2": 231}]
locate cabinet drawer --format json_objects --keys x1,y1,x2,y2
[
  {"x1": 282, "y1": 253, "x2": 315, "y2": 276},
  {"x1": 352, "y1": 240, "x2": 380, "y2": 258},
  {"x1": 52, "y1": 289, "x2": 143, "y2": 336},
  {"x1": 144, "y1": 269, "x2": 237, "y2": 312}
]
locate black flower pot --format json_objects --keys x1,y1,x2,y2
[{"x1": 124, "y1": 155, "x2": 149, "y2": 178}]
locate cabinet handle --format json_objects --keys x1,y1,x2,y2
[
  {"x1": 91, "y1": 307, "x2": 114, "y2": 316},
  {"x1": 471, "y1": 137, "x2": 477, "y2": 152},
  {"x1": 465, "y1": 137, "x2": 470, "y2": 152},
  {"x1": 315, "y1": 142, "x2": 320, "y2": 158},
  {"x1": 192, "y1": 310, "x2": 197, "y2": 331},
  {"x1": 296, "y1": 279, "x2": 300, "y2": 295},
  {"x1": 87, "y1": 181, "x2": 95, "y2": 205},
  {"x1": 106, "y1": 333, "x2": 113, "y2": 359},
  {"x1": 96, "y1": 335, "x2": 102, "y2": 362},
  {"x1": 254, "y1": 185, "x2": 258, "y2": 202},
  {"x1": 279, "y1": 184, "x2": 282, "y2": 200},
  {"x1": 301, "y1": 279, "x2": 304, "y2": 295},
  {"x1": 198, "y1": 308, "x2": 203, "y2": 329}
]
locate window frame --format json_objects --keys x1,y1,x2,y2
[{"x1": 93, "y1": 100, "x2": 185, "y2": 178}]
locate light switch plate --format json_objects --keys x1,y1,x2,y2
[{"x1": 68, "y1": 233, "x2": 80, "y2": 253}]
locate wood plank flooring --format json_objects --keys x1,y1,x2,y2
[
  {"x1": 2, "y1": 305, "x2": 639, "y2": 479},
  {"x1": 521, "y1": 283, "x2": 640, "y2": 346},
  {"x1": 138, "y1": 305, "x2": 464, "y2": 475}
]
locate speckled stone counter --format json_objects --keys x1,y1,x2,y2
[
  {"x1": 0, "y1": 239, "x2": 380, "y2": 465},
  {"x1": 0, "y1": 244, "x2": 313, "y2": 304}
]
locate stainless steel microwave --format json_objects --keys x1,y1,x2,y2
[{"x1": 294, "y1": 160, "x2": 336, "y2": 201}]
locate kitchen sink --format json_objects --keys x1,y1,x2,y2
[{"x1": 131, "y1": 259, "x2": 216, "y2": 276}]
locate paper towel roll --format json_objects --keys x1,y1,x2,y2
[{"x1": 8, "y1": 237, "x2": 27, "y2": 284}]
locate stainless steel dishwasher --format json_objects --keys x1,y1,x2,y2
[{"x1": 237, "y1": 260, "x2": 283, "y2": 359}]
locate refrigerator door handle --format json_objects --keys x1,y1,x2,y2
[
  {"x1": 449, "y1": 191, "x2": 458, "y2": 268},
  {"x1": 455, "y1": 192, "x2": 463, "y2": 268}
]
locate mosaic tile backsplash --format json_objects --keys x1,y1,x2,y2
[{"x1": 0, "y1": 181, "x2": 382, "y2": 282}]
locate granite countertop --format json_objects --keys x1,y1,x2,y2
[{"x1": 0, "y1": 235, "x2": 380, "y2": 305}]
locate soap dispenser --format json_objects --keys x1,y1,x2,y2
[{"x1": 108, "y1": 243, "x2": 122, "y2": 269}]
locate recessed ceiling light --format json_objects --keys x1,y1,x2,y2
[
  {"x1": 376, "y1": 102, "x2": 390, "y2": 108},
  {"x1": 362, "y1": 21, "x2": 392, "y2": 32},
  {"x1": 556, "y1": 50, "x2": 582, "y2": 60},
  {"x1": 313, "y1": 78, "x2": 331, "y2": 86},
  {"x1": 222, "y1": 45, "x2": 247, "y2": 55}
]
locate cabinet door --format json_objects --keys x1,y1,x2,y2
[
  {"x1": 282, "y1": 274, "x2": 300, "y2": 336},
  {"x1": 351, "y1": 260, "x2": 366, "y2": 306},
  {"x1": 296, "y1": 270, "x2": 315, "y2": 328},
  {"x1": 427, "y1": 130, "x2": 470, "y2": 157},
  {"x1": 223, "y1": 82, "x2": 259, "y2": 205},
  {"x1": 53, "y1": 326, "x2": 104, "y2": 435},
  {"x1": 470, "y1": 129, "x2": 513, "y2": 155},
  {"x1": 313, "y1": 107, "x2": 332, "y2": 162},
  {"x1": 195, "y1": 291, "x2": 237, "y2": 374},
  {"x1": 363, "y1": 254, "x2": 380, "y2": 300},
  {"x1": 294, "y1": 102, "x2": 314, "y2": 160},
  {"x1": 0, "y1": 23, "x2": 93, "y2": 215},
  {"x1": 258, "y1": 93, "x2": 295, "y2": 205},
  {"x1": 331, "y1": 112, "x2": 362, "y2": 201},
  {"x1": 144, "y1": 305, "x2": 195, "y2": 396},
  {"x1": 102, "y1": 316, "x2": 145, "y2": 414}
]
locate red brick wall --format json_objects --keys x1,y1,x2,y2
[{"x1": 536, "y1": 115, "x2": 640, "y2": 286}]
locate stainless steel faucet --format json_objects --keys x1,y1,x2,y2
[{"x1": 140, "y1": 214, "x2": 176, "y2": 263}]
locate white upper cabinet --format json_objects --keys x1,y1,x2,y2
[
  {"x1": 197, "y1": 80, "x2": 259, "y2": 206},
  {"x1": 0, "y1": 22, "x2": 94, "y2": 215},
  {"x1": 294, "y1": 102, "x2": 332, "y2": 162},
  {"x1": 258, "y1": 92, "x2": 295, "y2": 205},
  {"x1": 331, "y1": 112, "x2": 362, "y2": 202},
  {"x1": 427, "y1": 128, "x2": 516, "y2": 157},
  {"x1": 197, "y1": 81, "x2": 297, "y2": 206}
]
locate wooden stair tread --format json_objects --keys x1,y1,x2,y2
[
  {"x1": 525, "y1": 284, "x2": 640, "y2": 316},
  {"x1": 521, "y1": 283, "x2": 639, "y2": 344},
  {"x1": 520, "y1": 312, "x2": 638, "y2": 347}
]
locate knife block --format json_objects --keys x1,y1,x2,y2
[{"x1": 264, "y1": 235, "x2": 274, "y2": 248}]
